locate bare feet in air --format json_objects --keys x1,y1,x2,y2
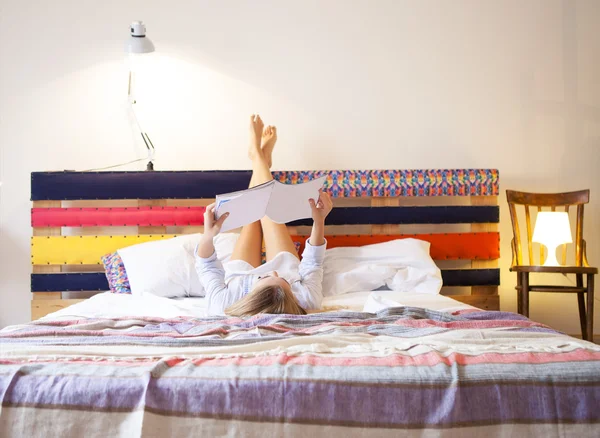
[
  {"x1": 248, "y1": 114, "x2": 264, "y2": 161},
  {"x1": 261, "y1": 125, "x2": 277, "y2": 168}
]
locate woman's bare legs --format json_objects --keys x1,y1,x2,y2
[
  {"x1": 229, "y1": 115, "x2": 267, "y2": 267},
  {"x1": 261, "y1": 125, "x2": 277, "y2": 168},
  {"x1": 256, "y1": 129, "x2": 299, "y2": 262},
  {"x1": 230, "y1": 115, "x2": 297, "y2": 265}
]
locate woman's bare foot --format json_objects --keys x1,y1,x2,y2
[
  {"x1": 261, "y1": 126, "x2": 277, "y2": 168},
  {"x1": 248, "y1": 114, "x2": 264, "y2": 161}
]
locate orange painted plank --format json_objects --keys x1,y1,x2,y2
[{"x1": 292, "y1": 232, "x2": 499, "y2": 260}]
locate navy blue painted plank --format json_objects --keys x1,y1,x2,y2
[
  {"x1": 32, "y1": 171, "x2": 253, "y2": 201},
  {"x1": 291, "y1": 206, "x2": 498, "y2": 225},
  {"x1": 31, "y1": 273, "x2": 109, "y2": 292},
  {"x1": 31, "y1": 269, "x2": 500, "y2": 292},
  {"x1": 441, "y1": 269, "x2": 500, "y2": 287}
]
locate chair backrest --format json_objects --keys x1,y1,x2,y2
[{"x1": 506, "y1": 190, "x2": 589, "y2": 267}]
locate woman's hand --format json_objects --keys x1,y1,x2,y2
[
  {"x1": 309, "y1": 190, "x2": 333, "y2": 224},
  {"x1": 203, "y1": 203, "x2": 229, "y2": 238}
]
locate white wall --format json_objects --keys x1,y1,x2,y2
[{"x1": 1, "y1": 0, "x2": 599, "y2": 332}]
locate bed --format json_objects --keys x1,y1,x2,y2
[{"x1": 1, "y1": 169, "x2": 599, "y2": 437}]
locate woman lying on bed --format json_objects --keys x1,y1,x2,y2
[{"x1": 195, "y1": 114, "x2": 333, "y2": 316}]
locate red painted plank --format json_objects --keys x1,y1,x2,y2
[
  {"x1": 32, "y1": 207, "x2": 206, "y2": 227},
  {"x1": 292, "y1": 233, "x2": 500, "y2": 260}
]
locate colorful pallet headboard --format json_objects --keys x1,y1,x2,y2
[{"x1": 30, "y1": 169, "x2": 500, "y2": 319}]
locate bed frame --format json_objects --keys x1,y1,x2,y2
[{"x1": 30, "y1": 169, "x2": 500, "y2": 320}]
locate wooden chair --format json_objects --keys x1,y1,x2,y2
[{"x1": 506, "y1": 190, "x2": 597, "y2": 340}]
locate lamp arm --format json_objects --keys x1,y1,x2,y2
[
  {"x1": 127, "y1": 67, "x2": 155, "y2": 171},
  {"x1": 128, "y1": 100, "x2": 155, "y2": 168}
]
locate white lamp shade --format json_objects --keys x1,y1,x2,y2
[
  {"x1": 126, "y1": 37, "x2": 155, "y2": 54},
  {"x1": 532, "y1": 212, "x2": 573, "y2": 245},
  {"x1": 125, "y1": 21, "x2": 155, "y2": 54}
]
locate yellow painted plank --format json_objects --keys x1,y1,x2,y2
[{"x1": 31, "y1": 235, "x2": 178, "y2": 265}]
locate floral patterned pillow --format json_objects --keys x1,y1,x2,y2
[{"x1": 101, "y1": 251, "x2": 131, "y2": 294}]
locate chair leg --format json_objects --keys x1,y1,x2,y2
[
  {"x1": 587, "y1": 274, "x2": 594, "y2": 343},
  {"x1": 517, "y1": 273, "x2": 523, "y2": 315},
  {"x1": 521, "y1": 272, "x2": 529, "y2": 318},
  {"x1": 577, "y1": 274, "x2": 587, "y2": 340}
]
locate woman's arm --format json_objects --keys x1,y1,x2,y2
[
  {"x1": 308, "y1": 220, "x2": 325, "y2": 247},
  {"x1": 296, "y1": 191, "x2": 333, "y2": 309},
  {"x1": 307, "y1": 190, "x2": 332, "y2": 246},
  {"x1": 197, "y1": 234, "x2": 216, "y2": 258},
  {"x1": 195, "y1": 203, "x2": 236, "y2": 314},
  {"x1": 197, "y1": 203, "x2": 229, "y2": 257},
  {"x1": 297, "y1": 239, "x2": 327, "y2": 309},
  {"x1": 195, "y1": 250, "x2": 245, "y2": 315}
]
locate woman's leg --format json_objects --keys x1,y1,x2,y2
[
  {"x1": 254, "y1": 129, "x2": 299, "y2": 262},
  {"x1": 229, "y1": 115, "x2": 267, "y2": 267},
  {"x1": 228, "y1": 218, "x2": 263, "y2": 268}
]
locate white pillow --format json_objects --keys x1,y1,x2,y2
[
  {"x1": 118, "y1": 233, "x2": 239, "y2": 298},
  {"x1": 322, "y1": 238, "x2": 442, "y2": 296}
]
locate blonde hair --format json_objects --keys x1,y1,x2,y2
[{"x1": 225, "y1": 284, "x2": 307, "y2": 317}]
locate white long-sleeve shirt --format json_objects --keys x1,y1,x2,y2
[{"x1": 195, "y1": 240, "x2": 327, "y2": 315}]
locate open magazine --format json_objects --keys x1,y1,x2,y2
[{"x1": 215, "y1": 176, "x2": 327, "y2": 232}]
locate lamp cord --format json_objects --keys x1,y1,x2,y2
[
  {"x1": 79, "y1": 97, "x2": 155, "y2": 172},
  {"x1": 80, "y1": 157, "x2": 147, "y2": 172}
]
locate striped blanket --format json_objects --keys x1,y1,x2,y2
[{"x1": 1, "y1": 307, "x2": 599, "y2": 437}]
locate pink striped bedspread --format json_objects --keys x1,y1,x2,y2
[{"x1": 1, "y1": 307, "x2": 599, "y2": 437}]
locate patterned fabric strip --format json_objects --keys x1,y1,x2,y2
[{"x1": 273, "y1": 169, "x2": 499, "y2": 197}]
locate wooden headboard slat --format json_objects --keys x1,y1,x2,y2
[
  {"x1": 31, "y1": 232, "x2": 500, "y2": 265},
  {"x1": 31, "y1": 169, "x2": 499, "y2": 200},
  {"x1": 32, "y1": 205, "x2": 498, "y2": 227},
  {"x1": 31, "y1": 269, "x2": 500, "y2": 292}
]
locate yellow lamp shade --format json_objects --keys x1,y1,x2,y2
[{"x1": 532, "y1": 212, "x2": 572, "y2": 266}]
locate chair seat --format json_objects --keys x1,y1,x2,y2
[{"x1": 510, "y1": 265, "x2": 598, "y2": 274}]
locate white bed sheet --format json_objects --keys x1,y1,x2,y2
[{"x1": 41, "y1": 290, "x2": 474, "y2": 321}]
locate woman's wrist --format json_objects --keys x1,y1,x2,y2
[
  {"x1": 200, "y1": 233, "x2": 215, "y2": 243},
  {"x1": 309, "y1": 220, "x2": 326, "y2": 246},
  {"x1": 313, "y1": 218, "x2": 325, "y2": 228},
  {"x1": 197, "y1": 235, "x2": 216, "y2": 258}
]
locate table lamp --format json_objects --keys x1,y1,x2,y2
[
  {"x1": 125, "y1": 21, "x2": 156, "y2": 171},
  {"x1": 532, "y1": 211, "x2": 573, "y2": 266}
]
